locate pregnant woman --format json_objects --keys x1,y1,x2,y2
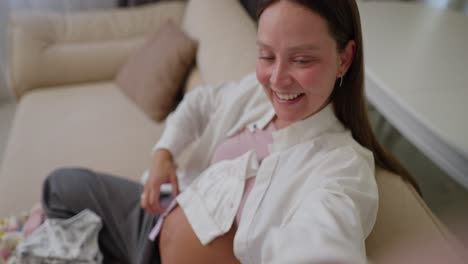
[{"x1": 41, "y1": 0, "x2": 415, "y2": 263}]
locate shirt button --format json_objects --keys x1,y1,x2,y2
[{"x1": 229, "y1": 202, "x2": 234, "y2": 208}]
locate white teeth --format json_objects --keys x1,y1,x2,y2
[{"x1": 276, "y1": 92, "x2": 302, "y2": 100}]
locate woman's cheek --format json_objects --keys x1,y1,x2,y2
[
  {"x1": 295, "y1": 67, "x2": 324, "y2": 92},
  {"x1": 256, "y1": 65, "x2": 266, "y2": 85}
]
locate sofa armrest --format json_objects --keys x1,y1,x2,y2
[
  {"x1": 9, "y1": 1, "x2": 186, "y2": 99},
  {"x1": 366, "y1": 168, "x2": 466, "y2": 261}
]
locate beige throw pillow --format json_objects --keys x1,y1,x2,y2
[{"x1": 116, "y1": 20, "x2": 197, "y2": 122}]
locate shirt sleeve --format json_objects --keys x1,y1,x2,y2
[
  {"x1": 261, "y1": 147, "x2": 378, "y2": 264},
  {"x1": 152, "y1": 82, "x2": 232, "y2": 158}
]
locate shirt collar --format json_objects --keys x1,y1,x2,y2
[
  {"x1": 269, "y1": 104, "x2": 344, "y2": 153},
  {"x1": 246, "y1": 108, "x2": 276, "y2": 133}
]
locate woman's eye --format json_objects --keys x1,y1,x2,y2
[
  {"x1": 293, "y1": 58, "x2": 312, "y2": 65},
  {"x1": 292, "y1": 55, "x2": 320, "y2": 65},
  {"x1": 259, "y1": 56, "x2": 274, "y2": 61}
]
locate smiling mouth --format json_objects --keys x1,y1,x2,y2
[{"x1": 274, "y1": 91, "x2": 305, "y2": 103}]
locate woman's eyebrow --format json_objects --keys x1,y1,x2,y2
[
  {"x1": 287, "y1": 44, "x2": 321, "y2": 51},
  {"x1": 256, "y1": 41, "x2": 320, "y2": 51},
  {"x1": 256, "y1": 41, "x2": 270, "y2": 48}
]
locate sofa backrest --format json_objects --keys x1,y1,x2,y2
[
  {"x1": 9, "y1": 1, "x2": 186, "y2": 98},
  {"x1": 182, "y1": 0, "x2": 257, "y2": 86}
]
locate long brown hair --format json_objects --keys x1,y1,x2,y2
[{"x1": 257, "y1": 0, "x2": 420, "y2": 192}]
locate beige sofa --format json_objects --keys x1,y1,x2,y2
[{"x1": 0, "y1": 0, "x2": 464, "y2": 261}]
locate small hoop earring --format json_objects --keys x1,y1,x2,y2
[{"x1": 339, "y1": 76, "x2": 343, "y2": 87}]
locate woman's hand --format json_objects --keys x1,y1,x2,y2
[{"x1": 141, "y1": 149, "x2": 180, "y2": 214}]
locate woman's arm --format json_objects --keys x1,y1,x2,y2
[
  {"x1": 261, "y1": 148, "x2": 378, "y2": 264},
  {"x1": 142, "y1": 82, "x2": 232, "y2": 213},
  {"x1": 153, "y1": 83, "x2": 227, "y2": 157}
]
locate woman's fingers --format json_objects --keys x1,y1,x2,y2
[
  {"x1": 141, "y1": 175, "x2": 163, "y2": 214},
  {"x1": 141, "y1": 150, "x2": 178, "y2": 214},
  {"x1": 140, "y1": 192, "x2": 147, "y2": 209},
  {"x1": 149, "y1": 185, "x2": 162, "y2": 214},
  {"x1": 170, "y1": 170, "x2": 179, "y2": 198},
  {"x1": 141, "y1": 180, "x2": 151, "y2": 210}
]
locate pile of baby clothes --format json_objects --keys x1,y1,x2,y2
[
  {"x1": 0, "y1": 204, "x2": 46, "y2": 264},
  {"x1": 17, "y1": 209, "x2": 103, "y2": 263},
  {"x1": 0, "y1": 211, "x2": 29, "y2": 264}
]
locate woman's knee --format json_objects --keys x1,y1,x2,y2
[
  {"x1": 42, "y1": 167, "x2": 98, "y2": 217},
  {"x1": 43, "y1": 168, "x2": 95, "y2": 201},
  {"x1": 46, "y1": 167, "x2": 94, "y2": 183}
]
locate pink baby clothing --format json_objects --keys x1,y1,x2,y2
[
  {"x1": 149, "y1": 121, "x2": 275, "y2": 240},
  {"x1": 211, "y1": 121, "x2": 275, "y2": 225},
  {"x1": 210, "y1": 121, "x2": 275, "y2": 164}
]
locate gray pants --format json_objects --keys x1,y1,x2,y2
[{"x1": 42, "y1": 168, "x2": 162, "y2": 264}]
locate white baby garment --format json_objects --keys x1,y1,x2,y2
[{"x1": 15, "y1": 209, "x2": 103, "y2": 264}]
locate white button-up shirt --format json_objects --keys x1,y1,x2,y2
[{"x1": 153, "y1": 73, "x2": 378, "y2": 264}]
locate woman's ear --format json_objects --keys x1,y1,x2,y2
[{"x1": 338, "y1": 40, "x2": 356, "y2": 77}]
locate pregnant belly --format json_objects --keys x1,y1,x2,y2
[{"x1": 159, "y1": 205, "x2": 241, "y2": 264}]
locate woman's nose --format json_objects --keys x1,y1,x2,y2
[{"x1": 270, "y1": 61, "x2": 292, "y2": 87}]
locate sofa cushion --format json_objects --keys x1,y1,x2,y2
[
  {"x1": 0, "y1": 83, "x2": 165, "y2": 217},
  {"x1": 116, "y1": 20, "x2": 197, "y2": 122},
  {"x1": 183, "y1": 0, "x2": 257, "y2": 85}
]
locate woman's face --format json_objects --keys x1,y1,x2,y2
[{"x1": 256, "y1": 0, "x2": 354, "y2": 129}]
